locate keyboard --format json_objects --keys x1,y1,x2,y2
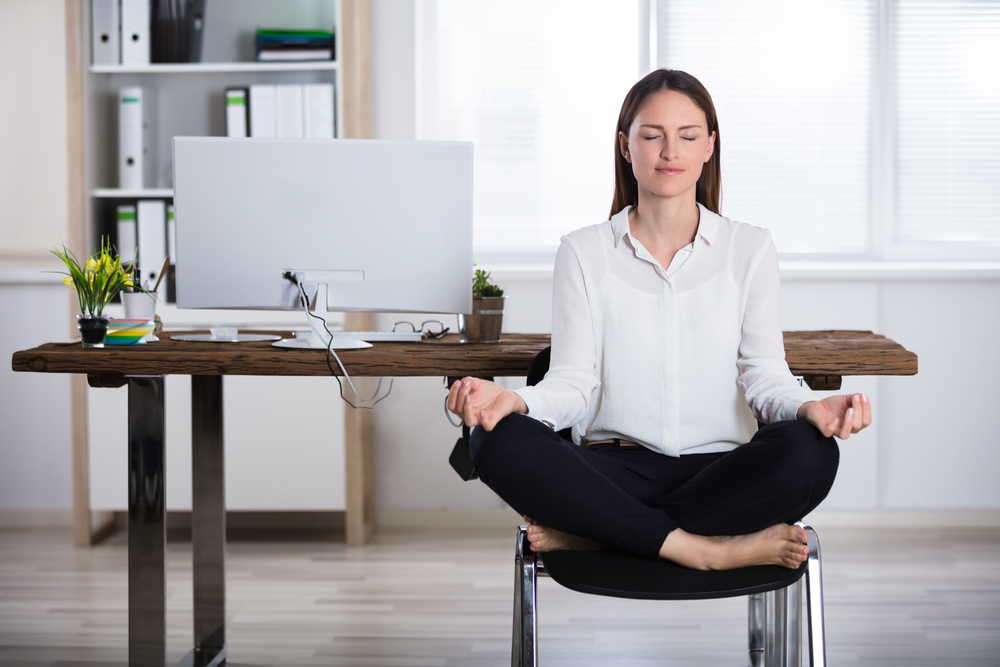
[{"x1": 326, "y1": 330, "x2": 424, "y2": 342}]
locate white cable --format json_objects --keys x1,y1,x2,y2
[{"x1": 297, "y1": 282, "x2": 391, "y2": 409}]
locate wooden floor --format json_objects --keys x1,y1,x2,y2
[{"x1": 0, "y1": 525, "x2": 998, "y2": 666}]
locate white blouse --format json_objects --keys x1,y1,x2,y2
[{"x1": 514, "y1": 204, "x2": 815, "y2": 457}]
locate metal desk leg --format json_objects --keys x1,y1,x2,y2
[
  {"x1": 128, "y1": 376, "x2": 167, "y2": 667},
  {"x1": 183, "y1": 375, "x2": 227, "y2": 667}
]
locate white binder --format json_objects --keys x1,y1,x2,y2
[
  {"x1": 304, "y1": 83, "x2": 335, "y2": 139},
  {"x1": 225, "y1": 89, "x2": 248, "y2": 138},
  {"x1": 276, "y1": 84, "x2": 304, "y2": 139},
  {"x1": 118, "y1": 87, "x2": 144, "y2": 189},
  {"x1": 121, "y1": 0, "x2": 150, "y2": 66},
  {"x1": 167, "y1": 205, "x2": 176, "y2": 264},
  {"x1": 91, "y1": 0, "x2": 120, "y2": 65},
  {"x1": 137, "y1": 200, "x2": 167, "y2": 294},
  {"x1": 249, "y1": 85, "x2": 276, "y2": 138},
  {"x1": 116, "y1": 205, "x2": 137, "y2": 262}
]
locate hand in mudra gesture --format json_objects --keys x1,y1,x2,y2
[
  {"x1": 797, "y1": 393, "x2": 872, "y2": 439},
  {"x1": 447, "y1": 377, "x2": 528, "y2": 431}
]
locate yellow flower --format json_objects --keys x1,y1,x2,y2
[
  {"x1": 62, "y1": 276, "x2": 76, "y2": 290},
  {"x1": 85, "y1": 257, "x2": 97, "y2": 272}
]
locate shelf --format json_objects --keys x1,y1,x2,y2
[
  {"x1": 90, "y1": 61, "x2": 339, "y2": 74},
  {"x1": 92, "y1": 188, "x2": 174, "y2": 198}
]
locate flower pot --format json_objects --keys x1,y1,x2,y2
[
  {"x1": 458, "y1": 296, "x2": 506, "y2": 343},
  {"x1": 77, "y1": 315, "x2": 110, "y2": 348}
]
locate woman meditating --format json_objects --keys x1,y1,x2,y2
[{"x1": 447, "y1": 69, "x2": 870, "y2": 571}]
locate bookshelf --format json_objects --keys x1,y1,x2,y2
[{"x1": 65, "y1": 0, "x2": 375, "y2": 547}]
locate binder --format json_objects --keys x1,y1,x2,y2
[
  {"x1": 91, "y1": 0, "x2": 120, "y2": 65},
  {"x1": 304, "y1": 83, "x2": 335, "y2": 139},
  {"x1": 137, "y1": 200, "x2": 167, "y2": 295},
  {"x1": 225, "y1": 88, "x2": 248, "y2": 138},
  {"x1": 276, "y1": 84, "x2": 304, "y2": 138},
  {"x1": 121, "y1": 0, "x2": 151, "y2": 66},
  {"x1": 167, "y1": 205, "x2": 176, "y2": 262},
  {"x1": 249, "y1": 85, "x2": 275, "y2": 138},
  {"x1": 119, "y1": 87, "x2": 144, "y2": 189},
  {"x1": 116, "y1": 205, "x2": 138, "y2": 262}
]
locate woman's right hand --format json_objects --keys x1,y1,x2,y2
[{"x1": 447, "y1": 377, "x2": 528, "y2": 431}]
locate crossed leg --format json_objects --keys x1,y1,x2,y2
[{"x1": 469, "y1": 416, "x2": 838, "y2": 569}]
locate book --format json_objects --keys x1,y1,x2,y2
[{"x1": 226, "y1": 88, "x2": 248, "y2": 138}]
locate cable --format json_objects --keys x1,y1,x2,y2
[
  {"x1": 443, "y1": 394, "x2": 463, "y2": 428},
  {"x1": 292, "y1": 278, "x2": 393, "y2": 410}
]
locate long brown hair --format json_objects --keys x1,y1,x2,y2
[{"x1": 610, "y1": 69, "x2": 721, "y2": 218}]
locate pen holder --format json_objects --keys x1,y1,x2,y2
[{"x1": 122, "y1": 291, "x2": 156, "y2": 321}]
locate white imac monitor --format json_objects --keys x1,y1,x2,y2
[{"x1": 171, "y1": 137, "x2": 473, "y2": 315}]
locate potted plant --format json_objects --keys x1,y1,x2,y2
[
  {"x1": 50, "y1": 239, "x2": 138, "y2": 348},
  {"x1": 458, "y1": 268, "x2": 506, "y2": 343}
]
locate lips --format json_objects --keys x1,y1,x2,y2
[{"x1": 657, "y1": 167, "x2": 684, "y2": 175}]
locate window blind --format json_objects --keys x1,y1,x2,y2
[
  {"x1": 894, "y1": 0, "x2": 1000, "y2": 246},
  {"x1": 426, "y1": 1, "x2": 638, "y2": 257},
  {"x1": 656, "y1": 0, "x2": 874, "y2": 255}
]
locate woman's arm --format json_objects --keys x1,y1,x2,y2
[
  {"x1": 737, "y1": 234, "x2": 872, "y2": 439},
  {"x1": 446, "y1": 236, "x2": 601, "y2": 432}
]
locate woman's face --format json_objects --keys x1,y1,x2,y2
[{"x1": 619, "y1": 90, "x2": 716, "y2": 203}]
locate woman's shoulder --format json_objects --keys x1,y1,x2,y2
[
  {"x1": 559, "y1": 217, "x2": 616, "y2": 255},
  {"x1": 705, "y1": 207, "x2": 774, "y2": 252}
]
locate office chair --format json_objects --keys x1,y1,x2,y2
[{"x1": 509, "y1": 347, "x2": 828, "y2": 667}]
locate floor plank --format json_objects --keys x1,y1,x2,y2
[{"x1": 0, "y1": 526, "x2": 997, "y2": 666}]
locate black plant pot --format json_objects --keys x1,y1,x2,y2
[{"x1": 77, "y1": 315, "x2": 110, "y2": 348}]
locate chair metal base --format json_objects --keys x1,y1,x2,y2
[{"x1": 511, "y1": 522, "x2": 826, "y2": 667}]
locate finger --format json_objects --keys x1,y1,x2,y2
[
  {"x1": 838, "y1": 407, "x2": 854, "y2": 439},
  {"x1": 446, "y1": 380, "x2": 462, "y2": 414},
  {"x1": 454, "y1": 378, "x2": 474, "y2": 412},
  {"x1": 861, "y1": 393, "x2": 872, "y2": 428},
  {"x1": 851, "y1": 394, "x2": 864, "y2": 432}
]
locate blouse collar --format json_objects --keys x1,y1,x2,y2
[{"x1": 611, "y1": 202, "x2": 719, "y2": 248}]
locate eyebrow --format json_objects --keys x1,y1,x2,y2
[{"x1": 639, "y1": 124, "x2": 703, "y2": 131}]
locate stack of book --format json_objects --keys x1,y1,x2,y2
[{"x1": 256, "y1": 29, "x2": 335, "y2": 61}]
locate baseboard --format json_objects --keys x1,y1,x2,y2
[
  {"x1": 378, "y1": 509, "x2": 524, "y2": 530},
  {"x1": 803, "y1": 509, "x2": 1000, "y2": 528},
  {"x1": 0, "y1": 509, "x2": 73, "y2": 529}
]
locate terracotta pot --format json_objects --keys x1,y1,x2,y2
[{"x1": 458, "y1": 296, "x2": 506, "y2": 343}]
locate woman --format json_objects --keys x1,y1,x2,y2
[{"x1": 447, "y1": 69, "x2": 870, "y2": 570}]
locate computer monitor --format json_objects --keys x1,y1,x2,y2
[{"x1": 171, "y1": 137, "x2": 473, "y2": 316}]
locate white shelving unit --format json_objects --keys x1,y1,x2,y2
[{"x1": 77, "y1": 0, "x2": 349, "y2": 518}]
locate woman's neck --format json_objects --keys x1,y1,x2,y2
[{"x1": 627, "y1": 190, "x2": 701, "y2": 269}]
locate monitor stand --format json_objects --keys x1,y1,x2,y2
[{"x1": 272, "y1": 283, "x2": 372, "y2": 350}]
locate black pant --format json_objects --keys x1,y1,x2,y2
[{"x1": 469, "y1": 415, "x2": 839, "y2": 559}]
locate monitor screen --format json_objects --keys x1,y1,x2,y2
[{"x1": 171, "y1": 137, "x2": 473, "y2": 314}]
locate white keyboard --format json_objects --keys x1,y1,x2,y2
[{"x1": 326, "y1": 330, "x2": 424, "y2": 342}]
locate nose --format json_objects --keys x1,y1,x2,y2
[{"x1": 660, "y1": 136, "x2": 679, "y2": 161}]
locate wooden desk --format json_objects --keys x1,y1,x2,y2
[{"x1": 11, "y1": 329, "x2": 916, "y2": 667}]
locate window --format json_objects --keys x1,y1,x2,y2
[
  {"x1": 421, "y1": 0, "x2": 1000, "y2": 261},
  {"x1": 421, "y1": 0, "x2": 638, "y2": 260}
]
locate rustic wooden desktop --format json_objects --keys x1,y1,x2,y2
[{"x1": 11, "y1": 330, "x2": 916, "y2": 667}]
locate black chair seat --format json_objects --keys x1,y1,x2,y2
[{"x1": 539, "y1": 548, "x2": 807, "y2": 601}]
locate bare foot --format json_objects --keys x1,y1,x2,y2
[
  {"x1": 523, "y1": 516, "x2": 606, "y2": 553},
  {"x1": 659, "y1": 524, "x2": 809, "y2": 571}
]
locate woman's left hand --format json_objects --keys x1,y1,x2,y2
[{"x1": 797, "y1": 393, "x2": 871, "y2": 439}]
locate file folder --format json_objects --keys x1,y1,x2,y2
[
  {"x1": 249, "y1": 85, "x2": 275, "y2": 138},
  {"x1": 116, "y1": 205, "x2": 138, "y2": 262},
  {"x1": 167, "y1": 205, "x2": 176, "y2": 262},
  {"x1": 91, "y1": 0, "x2": 120, "y2": 65},
  {"x1": 226, "y1": 88, "x2": 249, "y2": 138},
  {"x1": 121, "y1": 0, "x2": 151, "y2": 66},
  {"x1": 304, "y1": 83, "x2": 335, "y2": 139},
  {"x1": 276, "y1": 84, "x2": 304, "y2": 138},
  {"x1": 137, "y1": 200, "x2": 167, "y2": 295},
  {"x1": 119, "y1": 87, "x2": 144, "y2": 189}
]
